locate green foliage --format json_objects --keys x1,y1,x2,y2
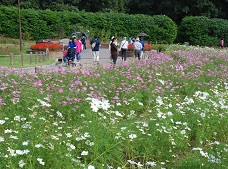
[
  {"x1": 177, "y1": 16, "x2": 228, "y2": 46},
  {"x1": 0, "y1": 6, "x2": 177, "y2": 43},
  {"x1": 152, "y1": 44, "x2": 168, "y2": 52}
]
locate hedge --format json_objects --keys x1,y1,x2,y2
[
  {"x1": 177, "y1": 16, "x2": 228, "y2": 46},
  {"x1": 0, "y1": 6, "x2": 177, "y2": 43}
]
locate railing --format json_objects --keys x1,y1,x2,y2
[{"x1": 0, "y1": 48, "x2": 49, "y2": 66}]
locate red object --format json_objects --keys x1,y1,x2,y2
[
  {"x1": 30, "y1": 42, "x2": 63, "y2": 51},
  {"x1": 128, "y1": 43, "x2": 152, "y2": 51}
]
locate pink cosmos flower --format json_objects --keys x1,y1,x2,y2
[{"x1": 34, "y1": 80, "x2": 42, "y2": 86}]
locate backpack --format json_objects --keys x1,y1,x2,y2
[{"x1": 91, "y1": 42, "x2": 96, "y2": 49}]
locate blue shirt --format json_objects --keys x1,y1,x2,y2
[
  {"x1": 68, "y1": 42, "x2": 76, "y2": 48},
  {"x1": 139, "y1": 40, "x2": 145, "y2": 51},
  {"x1": 90, "y1": 39, "x2": 101, "y2": 51}
]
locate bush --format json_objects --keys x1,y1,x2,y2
[
  {"x1": 0, "y1": 6, "x2": 177, "y2": 43},
  {"x1": 152, "y1": 44, "x2": 168, "y2": 52},
  {"x1": 177, "y1": 16, "x2": 228, "y2": 46}
]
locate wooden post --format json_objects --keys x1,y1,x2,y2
[
  {"x1": 46, "y1": 48, "x2": 49, "y2": 60},
  {"x1": 42, "y1": 52, "x2": 45, "y2": 62},
  {"x1": 39, "y1": 52, "x2": 42, "y2": 62},
  {"x1": 36, "y1": 52, "x2": 38, "y2": 63},
  {"x1": 30, "y1": 52, "x2": 32, "y2": 64},
  {"x1": 21, "y1": 53, "x2": 24, "y2": 66},
  {"x1": 35, "y1": 66, "x2": 38, "y2": 73},
  {"x1": 10, "y1": 53, "x2": 13, "y2": 66}
]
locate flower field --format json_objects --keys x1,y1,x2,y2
[{"x1": 0, "y1": 45, "x2": 227, "y2": 169}]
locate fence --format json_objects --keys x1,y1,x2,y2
[{"x1": 0, "y1": 48, "x2": 49, "y2": 66}]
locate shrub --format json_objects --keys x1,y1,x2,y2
[
  {"x1": 177, "y1": 16, "x2": 228, "y2": 46},
  {"x1": 152, "y1": 44, "x2": 167, "y2": 52},
  {"x1": 0, "y1": 6, "x2": 177, "y2": 43},
  {"x1": 30, "y1": 42, "x2": 63, "y2": 51}
]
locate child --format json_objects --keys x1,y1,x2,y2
[{"x1": 62, "y1": 46, "x2": 68, "y2": 63}]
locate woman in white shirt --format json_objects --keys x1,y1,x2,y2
[{"x1": 120, "y1": 37, "x2": 128, "y2": 61}]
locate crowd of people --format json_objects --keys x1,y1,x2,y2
[{"x1": 62, "y1": 34, "x2": 146, "y2": 67}]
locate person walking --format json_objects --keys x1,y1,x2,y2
[
  {"x1": 90, "y1": 36, "x2": 101, "y2": 64},
  {"x1": 110, "y1": 37, "x2": 118, "y2": 65},
  {"x1": 75, "y1": 37, "x2": 83, "y2": 65},
  {"x1": 139, "y1": 37, "x2": 145, "y2": 59},
  {"x1": 120, "y1": 37, "x2": 128, "y2": 61},
  {"x1": 81, "y1": 34, "x2": 87, "y2": 50},
  {"x1": 133, "y1": 37, "x2": 142, "y2": 60}
]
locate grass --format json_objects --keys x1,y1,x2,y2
[
  {"x1": 0, "y1": 53, "x2": 56, "y2": 68},
  {"x1": 0, "y1": 37, "x2": 57, "y2": 68},
  {"x1": 0, "y1": 45, "x2": 227, "y2": 169}
]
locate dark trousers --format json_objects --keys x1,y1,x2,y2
[
  {"x1": 121, "y1": 48, "x2": 127, "y2": 61},
  {"x1": 113, "y1": 57, "x2": 117, "y2": 64},
  {"x1": 134, "y1": 50, "x2": 141, "y2": 60}
]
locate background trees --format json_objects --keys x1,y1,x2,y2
[{"x1": 0, "y1": 0, "x2": 227, "y2": 23}]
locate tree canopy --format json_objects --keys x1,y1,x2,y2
[{"x1": 0, "y1": 0, "x2": 227, "y2": 23}]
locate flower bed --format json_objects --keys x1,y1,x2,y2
[
  {"x1": 30, "y1": 42, "x2": 63, "y2": 51},
  {"x1": 127, "y1": 43, "x2": 152, "y2": 51}
]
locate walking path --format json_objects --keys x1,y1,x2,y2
[{"x1": 0, "y1": 48, "x2": 134, "y2": 74}]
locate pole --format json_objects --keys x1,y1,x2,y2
[{"x1": 18, "y1": 0, "x2": 22, "y2": 52}]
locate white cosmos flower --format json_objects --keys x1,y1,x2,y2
[
  {"x1": 0, "y1": 136, "x2": 4, "y2": 142},
  {"x1": 81, "y1": 150, "x2": 88, "y2": 156},
  {"x1": 200, "y1": 112, "x2": 206, "y2": 118},
  {"x1": 66, "y1": 133, "x2": 72, "y2": 138},
  {"x1": 146, "y1": 161, "x2": 157, "y2": 166},
  {"x1": 138, "y1": 102, "x2": 143, "y2": 106},
  {"x1": 37, "y1": 99, "x2": 51, "y2": 107},
  {"x1": 156, "y1": 96, "x2": 163, "y2": 106},
  {"x1": 0, "y1": 120, "x2": 5, "y2": 125},
  {"x1": 4, "y1": 129, "x2": 12, "y2": 133},
  {"x1": 100, "y1": 99, "x2": 110, "y2": 111},
  {"x1": 88, "y1": 165, "x2": 95, "y2": 169},
  {"x1": 129, "y1": 134, "x2": 137, "y2": 140},
  {"x1": 37, "y1": 158, "x2": 45, "y2": 165},
  {"x1": 90, "y1": 98, "x2": 101, "y2": 112},
  {"x1": 14, "y1": 116, "x2": 21, "y2": 122},
  {"x1": 18, "y1": 160, "x2": 26, "y2": 168}
]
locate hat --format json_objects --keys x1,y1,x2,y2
[
  {"x1": 123, "y1": 37, "x2": 126, "y2": 40},
  {"x1": 136, "y1": 37, "x2": 139, "y2": 41},
  {"x1": 111, "y1": 36, "x2": 114, "y2": 40}
]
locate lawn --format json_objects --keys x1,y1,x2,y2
[{"x1": 0, "y1": 45, "x2": 227, "y2": 169}]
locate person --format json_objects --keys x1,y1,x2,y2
[
  {"x1": 120, "y1": 37, "x2": 128, "y2": 61},
  {"x1": 90, "y1": 35, "x2": 101, "y2": 64},
  {"x1": 68, "y1": 37, "x2": 76, "y2": 49},
  {"x1": 129, "y1": 38, "x2": 133, "y2": 44},
  {"x1": 67, "y1": 37, "x2": 77, "y2": 65},
  {"x1": 75, "y1": 37, "x2": 83, "y2": 64},
  {"x1": 72, "y1": 33, "x2": 76, "y2": 39},
  {"x1": 109, "y1": 36, "x2": 115, "y2": 51},
  {"x1": 133, "y1": 37, "x2": 142, "y2": 60},
  {"x1": 139, "y1": 37, "x2": 145, "y2": 59},
  {"x1": 219, "y1": 37, "x2": 224, "y2": 48},
  {"x1": 81, "y1": 34, "x2": 86, "y2": 50},
  {"x1": 62, "y1": 46, "x2": 68, "y2": 63},
  {"x1": 110, "y1": 37, "x2": 118, "y2": 65}
]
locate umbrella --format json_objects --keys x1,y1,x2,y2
[
  {"x1": 71, "y1": 32, "x2": 81, "y2": 36},
  {"x1": 136, "y1": 33, "x2": 149, "y2": 37}
]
